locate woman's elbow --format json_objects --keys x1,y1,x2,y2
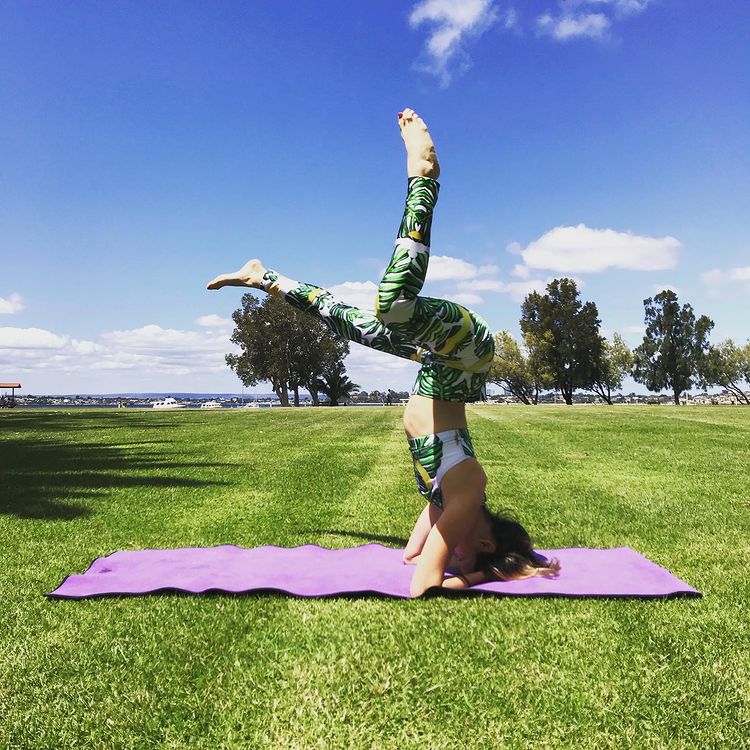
[
  {"x1": 409, "y1": 571, "x2": 441, "y2": 598},
  {"x1": 410, "y1": 580, "x2": 428, "y2": 598}
]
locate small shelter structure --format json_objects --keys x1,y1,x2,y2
[{"x1": 0, "y1": 382, "x2": 21, "y2": 408}]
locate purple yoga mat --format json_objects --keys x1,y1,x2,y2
[{"x1": 48, "y1": 544, "x2": 699, "y2": 600}]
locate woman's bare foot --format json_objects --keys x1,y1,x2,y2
[
  {"x1": 206, "y1": 259, "x2": 266, "y2": 290},
  {"x1": 398, "y1": 108, "x2": 440, "y2": 180}
]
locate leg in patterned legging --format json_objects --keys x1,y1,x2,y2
[
  {"x1": 258, "y1": 269, "x2": 421, "y2": 362},
  {"x1": 375, "y1": 175, "x2": 440, "y2": 327},
  {"x1": 375, "y1": 176, "x2": 495, "y2": 401},
  {"x1": 207, "y1": 260, "x2": 420, "y2": 361}
]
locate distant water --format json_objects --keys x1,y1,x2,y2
[
  {"x1": 16, "y1": 401, "x2": 390, "y2": 409},
  {"x1": 10, "y1": 392, "x2": 405, "y2": 409},
  {"x1": 16, "y1": 403, "x2": 238, "y2": 409},
  {"x1": 15, "y1": 392, "x2": 291, "y2": 409},
  {"x1": 17, "y1": 392, "x2": 278, "y2": 400},
  {"x1": 18, "y1": 402, "x2": 292, "y2": 410}
]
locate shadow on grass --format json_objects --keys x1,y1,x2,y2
[
  {"x1": 1, "y1": 412, "x2": 228, "y2": 521},
  {"x1": 308, "y1": 529, "x2": 408, "y2": 547},
  {"x1": 5, "y1": 410, "x2": 165, "y2": 430}
]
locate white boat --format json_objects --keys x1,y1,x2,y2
[
  {"x1": 242, "y1": 401, "x2": 261, "y2": 409},
  {"x1": 152, "y1": 397, "x2": 185, "y2": 410},
  {"x1": 200, "y1": 401, "x2": 222, "y2": 410}
]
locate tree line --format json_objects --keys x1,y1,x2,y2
[
  {"x1": 226, "y1": 283, "x2": 750, "y2": 406},
  {"x1": 490, "y1": 279, "x2": 750, "y2": 405}
]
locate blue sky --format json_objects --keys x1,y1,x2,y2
[{"x1": 1, "y1": 0, "x2": 748, "y2": 395}]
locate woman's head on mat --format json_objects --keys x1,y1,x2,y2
[
  {"x1": 450, "y1": 507, "x2": 559, "y2": 581},
  {"x1": 476, "y1": 508, "x2": 559, "y2": 580}
]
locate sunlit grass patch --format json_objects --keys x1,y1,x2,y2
[{"x1": 1, "y1": 406, "x2": 748, "y2": 749}]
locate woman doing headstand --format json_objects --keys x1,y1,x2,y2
[{"x1": 208, "y1": 109, "x2": 559, "y2": 597}]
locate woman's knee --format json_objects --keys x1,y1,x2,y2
[{"x1": 375, "y1": 297, "x2": 415, "y2": 326}]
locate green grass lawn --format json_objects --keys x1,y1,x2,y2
[{"x1": 1, "y1": 406, "x2": 748, "y2": 749}]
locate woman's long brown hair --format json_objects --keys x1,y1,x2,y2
[{"x1": 476, "y1": 507, "x2": 560, "y2": 581}]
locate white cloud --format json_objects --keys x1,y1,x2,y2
[
  {"x1": 612, "y1": 0, "x2": 651, "y2": 16},
  {"x1": 458, "y1": 278, "x2": 506, "y2": 292},
  {"x1": 512, "y1": 263, "x2": 531, "y2": 279},
  {"x1": 477, "y1": 263, "x2": 500, "y2": 275},
  {"x1": 506, "y1": 241, "x2": 522, "y2": 255},
  {"x1": 406, "y1": 0, "x2": 654, "y2": 69},
  {"x1": 452, "y1": 292, "x2": 484, "y2": 306},
  {"x1": 342, "y1": 345, "x2": 420, "y2": 393},
  {"x1": 0, "y1": 293, "x2": 24, "y2": 315},
  {"x1": 195, "y1": 314, "x2": 233, "y2": 329},
  {"x1": 425, "y1": 255, "x2": 480, "y2": 282},
  {"x1": 0, "y1": 326, "x2": 70, "y2": 350},
  {"x1": 502, "y1": 279, "x2": 551, "y2": 301},
  {"x1": 519, "y1": 224, "x2": 680, "y2": 273},
  {"x1": 537, "y1": 11, "x2": 610, "y2": 40},
  {"x1": 89, "y1": 351, "x2": 146, "y2": 371},
  {"x1": 700, "y1": 266, "x2": 750, "y2": 289},
  {"x1": 327, "y1": 281, "x2": 379, "y2": 311},
  {"x1": 0, "y1": 323, "x2": 238, "y2": 377},
  {"x1": 727, "y1": 267, "x2": 750, "y2": 281},
  {"x1": 502, "y1": 7, "x2": 520, "y2": 30},
  {"x1": 536, "y1": 0, "x2": 651, "y2": 42},
  {"x1": 568, "y1": 274, "x2": 587, "y2": 288},
  {"x1": 102, "y1": 324, "x2": 223, "y2": 353},
  {"x1": 456, "y1": 276, "x2": 549, "y2": 303},
  {"x1": 73, "y1": 340, "x2": 103, "y2": 355},
  {"x1": 409, "y1": 0, "x2": 499, "y2": 86},
  {"x1": 99, "y1": 326, "x2": 236, "y2": 375},
  {"x1": 409, "y1": 256, "x2": 553, "y2": 304}
]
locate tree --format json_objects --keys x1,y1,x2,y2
[
  {"x1": 287, "y1": 316, "x2": 349, "y2": 406},
  {"x1": 314, "y1": 361, "x2": 359, "y2": 406},
  {"x1": 591, "y1": 333, "x2": 634, "y2": 405},
  {"x1": 487, "y1": 330, "x2": 552, "y2": 404},
  {"x1": 699, "y1": 338, "x2": 750, "y2": 404},
  {"x1": 520, "y1": 278, "x2": 604, "y2": 405},
  {"x1": 632, "y1": 290, "x2": 714, "y2": 405},
  {"x1": 226, "y1": 294, "x2": 348, "y2": 406}
]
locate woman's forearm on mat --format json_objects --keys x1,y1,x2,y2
[
  {"x1": 441, "y1": 571, "x2": 487, "y2": 590},
  {"x1": 408, "y1": 568, "x2": 486, "y2": 594}
]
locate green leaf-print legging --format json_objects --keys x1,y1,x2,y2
[{"x1": 261, "y1": 177, "x2": 495, "y2": 402}]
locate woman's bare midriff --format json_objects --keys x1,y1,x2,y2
[{"x1": 402, "y1": 394, "x2": 467, "y2": 438}]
